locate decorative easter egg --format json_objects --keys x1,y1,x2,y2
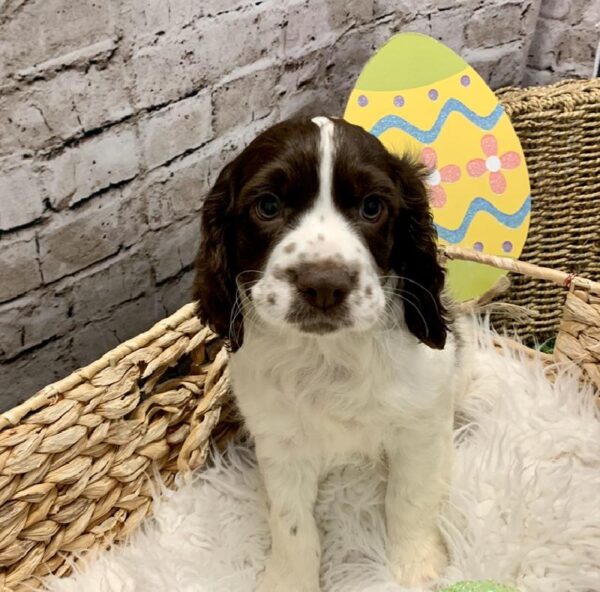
[{"x1": 344, "y1": 33, "x2": 531, "y2": 301}]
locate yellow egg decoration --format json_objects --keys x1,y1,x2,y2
[{"x1": 344, "y1": 33, "x2": 531, "y2": 301}]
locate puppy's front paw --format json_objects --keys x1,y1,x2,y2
[
  {"x1": 389, "y1": 531, "x2": 448, "y2": 587},
  {"x1": 257, "y1": 559, "x2": 319, "y2": 592}
]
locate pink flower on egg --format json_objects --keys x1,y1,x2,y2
[
  {"x1": 466, "y1": 134, "x2": 521, "y2": 195},
  {"x1": 421, "y1": 147, "x2": 461, "y2": 208}
]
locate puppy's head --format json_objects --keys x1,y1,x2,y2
[{"x1": 194, "y1": 116, "x2": 447, "y2": 351}]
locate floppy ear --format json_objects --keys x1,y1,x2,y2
[
  {"x1": 389, "y1": 155, "x2": 448, "y2": 349},
  {"x1": 193, "y1": 162, "x2": 244, "y2": 351}
]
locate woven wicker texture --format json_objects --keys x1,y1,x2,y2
[
  {"x1": 555, "y1": 290, "x2": 600, "y2": 391},
  {"x1": 444, "y1": 246, "x2": 600, "y2": 394},
  {"x1": 0, "y1": 304, "x2": 233, "y2": 591},
  {"x1": 496, "y1": 79, "x2": 600, "y2": 342}
]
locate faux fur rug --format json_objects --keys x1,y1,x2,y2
[{"x1": 45, "y1": 331, "x2": 600, "y2": 592}]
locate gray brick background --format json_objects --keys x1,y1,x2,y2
[{"x1": 1, "y1": 0, "x2": 599, "y2": 410}]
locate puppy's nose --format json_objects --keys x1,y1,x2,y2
[{"x1": 295, "y1": 264, "x2": 353, "y2": 310}]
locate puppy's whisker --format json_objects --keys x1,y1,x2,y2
[
  {"x1": 379, "y1": 274, "x2": 441, "y2": 314},
  {"x1": 378, "y1": 289, "x2": 430, "y2": 338},
  {"x1": 228, "y1": 292, "x2": 245, "y2": 344}
]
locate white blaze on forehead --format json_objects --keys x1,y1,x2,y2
[{"x1": 311, "y1": 116, "x2": 335, "y2": 211}]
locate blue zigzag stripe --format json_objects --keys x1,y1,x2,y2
[
  {"x1": 435, "y1": 195, "x2": 531, "y2": 244},
  {"x1": 370, "y1": 100, "x2": 505, "y2": 143}
]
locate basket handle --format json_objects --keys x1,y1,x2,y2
[{"x1": 441, "y1": 246, "x2": 600, "y2": 295}]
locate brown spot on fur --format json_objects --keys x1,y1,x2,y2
[
  {"x1": 267, "y1": 293, "x2": 276, "y2": 305},
  {"x1": 284, "y1": 242, "x2": 296, "y2": 254},
  {"x1": 274, "y1": 266, "x2": 297, "y2": 283},
  {"x1": 365, "y1": 285, "x2": 373, "y2": 297}
]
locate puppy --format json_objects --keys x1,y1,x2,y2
[{"x1": 194, "y1": 116, "x2": 470, "y2": 591}]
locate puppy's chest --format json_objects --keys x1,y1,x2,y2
[{"x1": 231, "y1": 340, "x2": 402, "y2": 459}]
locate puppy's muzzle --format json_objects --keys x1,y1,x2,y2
[{"x1": 292, "y1": 261, "x2": 355, "y2": 311}]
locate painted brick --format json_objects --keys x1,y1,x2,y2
[
  {"x1": 143, "y1": 149, "x2": 211, "y2": 230},
  {"x1": 0, "y1": 0, "x2": 115, "y2": 78},
  {"x1": 140, "y1": 93, "x2": 213, "y2": 170},
  {"x1": 61, "y1": 64, "x2": 134, "y2": 135},
  {"x1": 0, "y1": 158, "x2": 44, "y2": 230},
  {"x1": 71, "y1": 318, "x2": 121, "y2": 368},
  {"x1": 527, "y1": 17, "x2": 565, "y2": 70},
  {"x1": 0, "y1": 235, "x2": 42, "y2": 303},
  {"x1": 213, "y1": 67, "x2": 281, "y2": 135},
  {"x1": 467, "y1": 41, "x2": 527, "y2": 88},
  {"x1": 108, "y1": 293, "x2": 168, "y2": 342},
  {"x1": 145, "y1": 219, "x2": 200, "y2": 284},
  {"x1": 0, "y1": 290, "x2": 72, "y2": 361},
  {"x1": 285, "y1": 0, "x2": 335, "y2": 56},
  {"x1": 0, "y1": 337, "x2": 75, "y2": 412},
  {"x1": 0, "y1": 63, "x2": 132, "y2": 154},
  {"x1": 465, "y1": 3, "x2": 527, "y2": 49},
  {"x1": 37, "y1": 185, "x2": 146, "y2": 283},
  {"x1": 69, "y1": 250, "x2": 153, "y2": 323},
  {"x1": 318, "y1": 27, "x2": 377, "y2": 114},
  {"x1": 157, "y1": 269, "x2": 196, "y2": 316},
  {"x1": 201, "y1": 0, "x2": 261, "y2": 16},
  {"x1": 1, "y1": 82, "x2": 81, "y2": 153},
  {"x1": 284, "y1": 0, "x2": 375, "y2": 56},
  {"x1": 278, "y1": 51, "x2": 328, "y2": 118},
  {"x1": 526, "y1": 0, "x2": 600, "y2": 81},
  {"x1": 373, "y1": 0, "x2": 420, "y2": 17},
  {"x1": 122, "y1": 0, "x2": 207, "y2": 51},
  {"x1": 565, "y1": 0, "x2": 600, "y2": 23},
  {"x1": 582, "y1": 0, "x2": 600, "y2": 24},
  {"x1": 522, "y1": 67, "x2": 556, "y2": 86},
  {"x1": 540, "y1": 0, "x2": 570, "y2": 19},
  {"x1": 0, "y1": 102, "x2": 22, "y2": 158},
  {"x1": 41, "y1": 127, "x2": 140, "y2": 209},
  {"x1": 130, "y1": 7, "x2": 285, "y2": 109},
  {"x1": 556, "y1": 27, "x2": 599, "y2": 67},
  {"x1": 430, "y1": 7, "x2": 470, "y2": 52},
  {"x1": 328, "y1": 0, "x2": 375, "y2": 27},
  {"x1": 55, "y1": 294, "x2": 162, "y2": 373}
]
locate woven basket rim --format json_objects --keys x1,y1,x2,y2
[
  {"x1": 497, "y1": 78, "x2": 600, "y2": 114},
  {"x1": 442, "y1": 246, "x2": 600, "y2": 295},
  {"x1": 0, "y1": 302, "x2": 201, "y2": 432}
]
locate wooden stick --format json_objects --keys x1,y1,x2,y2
[{"x1": 442, "y1": 246, "x2": 600, "y2": 295}]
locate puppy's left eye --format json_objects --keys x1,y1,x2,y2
[
  {"x1": 359, "y1": 195, "x2": 384, "y2": 222},
  {"x1": 255, "y1": 194, "x2": 282, "y2": 221}
]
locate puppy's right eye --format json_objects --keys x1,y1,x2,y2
[{"x1": 255, "y1": 194, "x2": 282, "y2": 221}]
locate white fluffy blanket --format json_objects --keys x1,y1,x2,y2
[{"x1": 45, "y1": 331, "x2": 600, "y2": 592}]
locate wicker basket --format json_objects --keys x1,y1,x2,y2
[
  {"x1": 1, "y1": 79, "x2": 599, "y2": 590},
  {"x1": 496, "y1": 79, "x2": 600, "y2": 342},
  {"x1": 0, "y1": 307, "x2": 233, "y2": 591}
]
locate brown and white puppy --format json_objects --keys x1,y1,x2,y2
[{"x1": 194, "y1": 116, "x2": 470, "y2": 592}]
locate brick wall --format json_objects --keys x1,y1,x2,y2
[
  {"x1": 1, "y1": 0, "x2": 595, "y2": 409},
  {"x1": 526, "y1": 0, "x2": 600, "y2": 84}
]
